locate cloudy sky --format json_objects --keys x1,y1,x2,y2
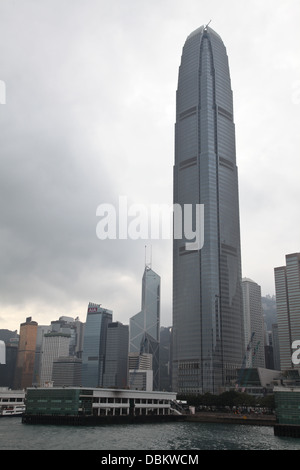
[{"x1": 0, "y1": 0, "x2": 299, "y2": 332}]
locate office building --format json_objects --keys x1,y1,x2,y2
[
  {"x1": 103, "y1": 322, "x2": 129, "y2": 389},
  {"x1": 14, "y1": 317, "x2": 38, "y2": 389},
  {"x1": 52, "y1": 356, "x2": 82, "y2": 387},
  {"x1": 50, "y1": 316, "x2": 85, "y2": 358},
  {"x1": 172, "y1": 24, "x2": 244, "y2": 394},
  {"x1": 129, "y1": 352, "x2": 153, "y2": 391},
  {"x1": 130, "y1": 265, "x2": 160, "y2": 390},
  {"x1": 0, "y1": 340, "x2": 5, "y2": 364},
  {"x1": 272, "y1": 323, "x2": 281, "y2": 371},
  {"x1": 274, "y1": 253, "x2": 300, "y2": 370},
  {"x1": 81, "y1": 303, "x2": 113, "y2": 387},
  {"x1": 242, "y1": 278, "x2": 265, "y2": 368},
  {"x1": 40, "y1": 332, "x2": 70, "y2": 386}
]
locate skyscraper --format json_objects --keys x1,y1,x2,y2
[
  {"x1": 172, "y1": 25, "x2": 244, "y2": 394},
  {"x1": 82, "y1": 303, "x2": 113, "y2": 387},
  {"x1": 103, "y1": 321, "x2": 129, "y2": 389},
  {"x1": 242, "y1": 278, "x2": 265, "y2": 368},
  {"x1": 14, "y1": 317, "x2": 38, "y2": 389},
  {"x1": 129, "y1": 265, "x2": 160, "y2": 390},
  {"x1": 274, "y1": 253, "x2": 300, "y2": 371},
  {"x1": 39, "y1": 332, "x2": 71, "y2": 386}
]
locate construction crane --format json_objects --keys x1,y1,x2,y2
[
  {"x1": 239, "y1": 340, "x2": 261, "y2": 391},
  {"x1": 236, "y1": 332, "x2": 255, "y2": 389}
]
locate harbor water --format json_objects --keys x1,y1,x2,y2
[{"x1": 1, "y1": 417, "x2": 300, "y2": 451}]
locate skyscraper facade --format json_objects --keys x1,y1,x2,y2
[
  {"x1": 103, "y1": 321, "x2": 129, "y2": 389},
  {"x1": 82, "y1": 303, "x2": 113, "y2": 387},
  {"x1": 129, "y1": 266, "x2": 160, "y2": 390},
  {"x1": 274, "y1": 253, "x2": 300, "y2": 371},
  {"x1": 14, "y1": 317, "x2": 38, "y2": 389},
  {"x1": 39, "y1": 332, "x2": 71, "y2": 386},
  {"x1": 242, "y1": 278, "x2": 265, "y2": 368},
  {"x1": 172, "y1": 25, "x2": 244, "y2": 394}
]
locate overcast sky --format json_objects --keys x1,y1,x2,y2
[{"x1": 0, "y1": 0, "x2": 299, "y2": 332}]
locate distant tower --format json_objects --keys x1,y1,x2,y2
[
  {"x1": 103, "y1": 321, "x2": 129, "y2": 389},
  {"x1": 275, "y1": 253, "x2": 300, "y2": 370},
  {"x1": 0, "y1": 340, "x2": 5, "y2": 365},
  {"x1": 172, "y1": 25, "x2": 244, "y2": 394},
  {"x1": 129, "y1": 256, "x2": 160, "y2": 390},
  {"x1": 39, "y1": 332, "x2": 70, "y2": 386},
  {"x1": 14, "y1": 317, "x2": 38, "y2": 389},
  {"x1": 242, "y1": 278, "x2": 265, "y2": 368},
  {"x1": 82, "y1": 303, "x2": 113, "y2": 387}
]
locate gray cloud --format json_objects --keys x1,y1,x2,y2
[{"x1": 0, "y1": 0, "x2": 299, "y2": 330}]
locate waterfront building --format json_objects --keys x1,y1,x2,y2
[
  {"x1": 40, "y1": 332, "x2": 71, "y2": 386},
  {"x1": 103, "y1": 322, "x2": 129, "y2": 389},
  {"x1": 274, "y1": 386, "x2": 300, "y2": 427},
  {"x1": 130, "y1": 265, "x2": 160, "y2": 390},
  {"x1": 14, "y1": 317, "x2": 38, "y2": 390},
  {"x1": 274, "y1": 253, "x2": 300, "y2": 370},
  {"x1": 172, "y1": 24, "x2": 244, "y2": 394},
  {"x1": 81, "y1": 303, "x2": 113, "y2": 387},
  {"x1": 242, "y1": 278, "x2": 265, "y2": 368},
  {"x1": 23, "y1": 387, "x2": 177, "y2": 422}
]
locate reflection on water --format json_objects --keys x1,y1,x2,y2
[{"x1": 1, "y1": 418, "x2": 300, "y2": 450}]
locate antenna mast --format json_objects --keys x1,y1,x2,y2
[{"x1": 204, "y1": 19, "x2": 212, "y2": 31}]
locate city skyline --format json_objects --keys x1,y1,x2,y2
[{"x1": 0, "y1": 1, "x2": 299, "y2": 332}]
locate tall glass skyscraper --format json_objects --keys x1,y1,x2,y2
[
  {"x1": 172, "y1": 25, "x2": 244, "y2": 394},
  {"x1": 82, "y1": 303, "x2": 112, "y2": 387},
  {"x1": 275, "y1": 253, "x2": 300, "y2": 371},
  {"x1": 130, "y1": 266, "x2": 160, "y2": 390}
]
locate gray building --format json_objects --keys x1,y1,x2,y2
[
  {"x1": 130, "y1": 266, "x2": 160, "y2": 390},
  {"x1": 103, "y1": 322, "x2": 129, "y2": 389},
  {"x1": 40, "y1": 333, "x2": 70, "y2": 386},
  {"x1": 81, "y1": 303, "x2": 113, "y2": 387},
  {"x1": 172, "y1": 24, "x2": 244, "y2": 394},
  {"x1": 242, "y1": 278, "x2": 265, "y2": 368},
  {"x1": 274, "y1": 253, "x2": 300, "y2": 371},
  {"x1": 52, "y1": 356, "x2": 82, "y2": 387}
]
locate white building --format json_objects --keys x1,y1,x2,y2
[
  {"x1": 40, "y1": 333, "x2": 70, "y2": 386},
  {"x1": 0, "y1": 340, "x2": 5, "y2": 365}
]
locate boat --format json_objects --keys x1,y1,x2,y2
[{"x1": 0, "y1": 388, "x2": 26, "y2": 417}]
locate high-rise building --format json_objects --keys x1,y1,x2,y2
[
  {"x1": 14, "y1": 317, "x2": 38, "y2": 389},
  {"x1": 52, "y1": 356, "x2": 82, "y2": 387},
  {"x1": 129, "y1": 266, "x2": 160, "y2": 390},
  {"x1": 274, "y1": 253, "x2": 300, "y2": 371},
  {"x1": 81, "y1": 303, "x2": 113, "y2": 387},
  {"x1": 0, "y1": 340, "x2": 5, "y2": 364},
  {"x1": 272, "y1": 323, "x2": 281, "y2": 371},
  {"x1": 39, "y1": 332, "x2": 71, "y2": 386},
  {"x1": 242, "y1": 278, "x2": 265, "y2": 368},
  {"x1": 103, "y1": 322, "x2": 129, "y2": 389},
  {"x1": 128, "y1": 352, "x2": 153, "y2": 391},
  {"x1": 172, "y1": 24, "x2": 244, "y2": 394}
]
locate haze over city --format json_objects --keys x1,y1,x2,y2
[{"x1": 0, "y1": 0, "x2": 299, "y2": 332}]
